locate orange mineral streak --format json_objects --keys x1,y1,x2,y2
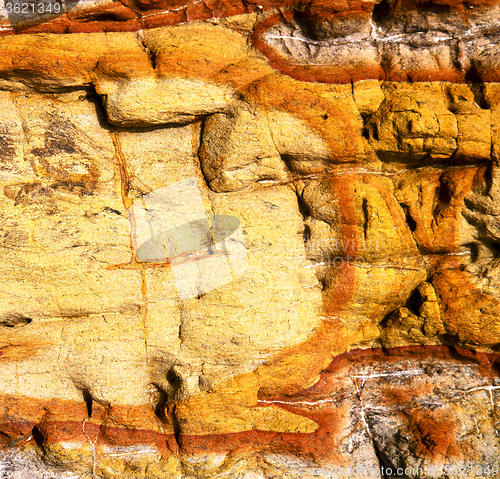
[
  {"x1": 322, "y1": 175, "x2": 358, "y2": 318},
  {"x1": 106, "y1": 260, "x2": 171, "y2": 271},
  {"x1": 110, "y1": 132, "x2": 132, "y2": 210},
  {"x1": 0, "y1": 0, "x2": 278, "y2": 35},
  {"x1": 3, "y1": 346, "x2": 495, "y2": 458},
  {"x1": 396, "y1": 167, "x2": 476, "y2": 258},
  {"x1": 242, "y1": 74, "x2": 368, "y2": 164},
  {"x1": 240, "y1": 74, "x2": 366, "y2": 349},
  {"x1": 382, "y1": 383, "x2": 465, "y2": 459},
  {"x1": 250, "y1": 0, "x2": 500, "y2": 84},
  {"x1": 241, "y1": 177, "x2": 357, "y2": 403},
  {"x1": 0, "y1": 394, "x2": 179, "y2": 457},
  {"x1": 1, "y1": 0, "x2": 500, "y2": 84},
  {"x1": 6, "y1": 0, "x2": 498, "y2": 37},
  {"x1": 432, "y1": 265, "x2": 500, "y2": 346},
  {"x1": 427, "y1": 165, "x2": 500, "y2": 347},
  {"x1": 250, "y1": 10, "x2": 380, "y2": 85},
  {"x1": 406, "y1": 408, "x2": 463, "y2": 459},
  {"x1": 0, "y1": 344, "x2": 497, "y2": 466},
  {"x1": 374, "y1": 371, "x2": 465, "y2": 458},
  {"x1": 106, "y1": 131, "x2": 172, "y2": 271},
  {"x1": 247, "y1": 172, "x2": 362, "y2": 398},
  {"x1": 0, "y1": 340, "x2": 49, "y2": 362}
]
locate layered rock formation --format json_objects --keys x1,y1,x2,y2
[{"x1": 0, "y1": 1, "x2": 499, "y2": 477}]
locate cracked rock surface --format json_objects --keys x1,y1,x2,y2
[{"x1": 0, "y1": 2, "x2": 499, "y2": 478}]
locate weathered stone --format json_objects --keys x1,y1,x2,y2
[
  {"x1": 99, "y1": 78, "x2": 238, "y2": 127},
  {"x1": 0, "y1": 5, "x2": 500, "y2": 478}
]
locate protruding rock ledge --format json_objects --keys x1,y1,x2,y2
[
  {"x1": 252, "y1": 0, "x2": 500, "y2": 83},
  {"x1": 2, "y1": 0, "x2": 500, "y2": 84}
]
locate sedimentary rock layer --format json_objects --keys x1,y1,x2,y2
[
  {"x1": 0, "y1": 6, "x2": 499, "y2": 479},
  {"x1": 2, "y1": 0, "x2": 500, "y2": 83},
  {"x1": 1, "y1": 347, "x2": 499, "y2": 478}
]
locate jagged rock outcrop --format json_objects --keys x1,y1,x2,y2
[{"x1": 0, "y1": 1, "x2": 499, "y2": 478}]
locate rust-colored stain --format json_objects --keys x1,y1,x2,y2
[
  {"x1": 0, "y1": 341, "x2": 49, "y2": 362},
  {"x1": 0, "y1": 345, "x2": 497, "y2": 462},
  {"x1": 242, "y1": 75, "x2": 367, "y2": 164},
  {"x1": 1, "y1": 0, "x2": 500, "y2": 84},
  {"x1": 110, "y1": 132, "x2": 132, "y2": 210},
  {"x1": 322, "y1": 175, "x2": 358, "y2": 318},
  {"x1": 250, "y1": 0, "x2": 500, "y2": 84},
  {"x1": 406, "y1": 408, "x2": 462, "y2": 459}
]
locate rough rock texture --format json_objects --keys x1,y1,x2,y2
[{"x1": 0, "y1": 1, "x2": 499, "y2": 478}]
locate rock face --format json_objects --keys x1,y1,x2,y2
[{"x1": 0, "y1": 1, "x2": 499, "y2": 478}]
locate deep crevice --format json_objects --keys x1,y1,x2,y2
[
  {"x1": 372, "y1": 441, "x2": 405, "y2": 478},
  {"x1": 295, "y1": 188, "x2": 311, "y2": 220},
  {"x1": 82, "y1": 389, "x2": 93, "y2": 418},
  {"x1": 470, "y1": 83, "x2": 490, "y2": 110},
  {"x1": 85, "y1": 90, "x2": 114, "y2": 131},
  {"x1": 0, "y1": 313, "x2": 32, "y2": 328},
  {"x1": 361, "y1": 197, "x2": 369, "y2": 241},
  {"x1": 303, "y1": 224, "x2": 311, "y2": 243},
  {"x1": 401, "y1": 204, "x2": 417, "y2": 232},
  {"x1": 167, "y1": 403, "x2": 182, "y2": 449},
  {"x1": 167, "y1": 368, "x2": 182, "y2": 392},
  {"x1": 31, "y1": 425, "x2": 45, "y2": 450},
  {"x1": 137, "y1": 32, "x2": 157, "y2": 70},
  {"x1": 465, "y1": 61, "x2": 483, "y2": 84},
  {"x1": 151, "y1": 383, "x2": 169, "y2": 422},
  {"x1": 196, "y1": 118, "x2": 214, "y2": 191}
]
